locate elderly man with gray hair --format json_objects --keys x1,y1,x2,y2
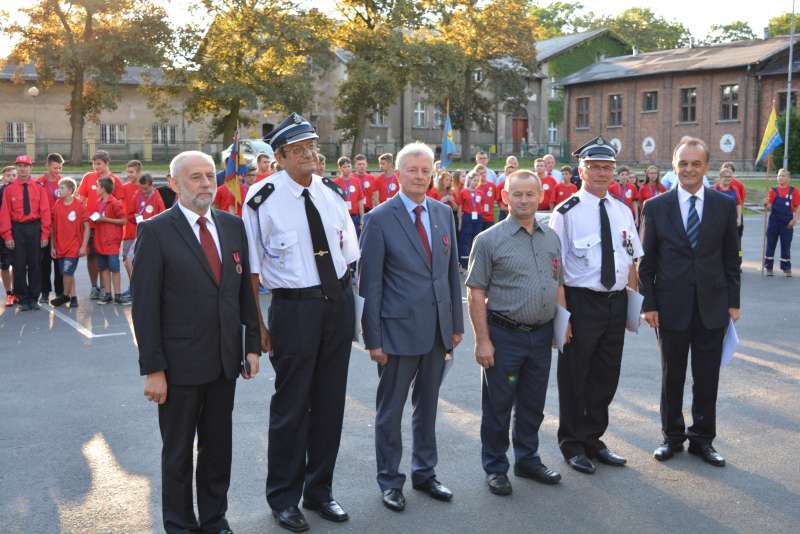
[
  {"x1": 359, "y1": 141, "x2": 464, "y2": 513},
  {"x1": 132, "y1": 150, "x2": 261, "y2": 534}
]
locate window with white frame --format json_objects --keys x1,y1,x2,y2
[
  {"x1": 100, "y1": 123, "x2": 127, "y2": 145},
  {"x1": 413, "y1": 102, "x2": 427, "y2": 128},
  {"x1": 550, "y1": 78, "x2": 559, "y2": 100},
  {"x1": 152, "y1": 123, "x2": 177, "y2": 145},
  {"x1": 370, "y1": 110, "x2": 387, "y2": 127},
  {"x1": 434, "y1": 106, "x2": 445, "y2": 128},
  {"x1": 548, "y1": 122, "x2": 558, "y2": 144},
  {"x1": 5, "y1": 122, "x2": 24, "y2": 143}
]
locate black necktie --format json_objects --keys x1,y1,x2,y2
[
  {"x1": 686, "y1": 195, "x2": 700, "y2": 249},
  {"x1": 22, "y1": 183, "x2": 31, "y2": 215},
  {"x1": 302, "y1": 189, "x2": 341, "y2": 300},
  {"x1": 600, "y1": 198, "x2": 615, "y2": 290}
]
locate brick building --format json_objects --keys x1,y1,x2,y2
[{"x1": 560, "y1": 36, "x2": 800, "y2": 170}]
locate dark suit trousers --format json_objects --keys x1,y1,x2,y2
[
  {"x1": 40, "y1": 243, "x2": 63, "y2": 296},
  {"x1": 158, "y1": 375, "x2": 235, "y2": 534},
  {"x1": 266, "y1": 290, "x2": 354, "y2": 510},
  {"x1": 375, "y1": 333, "x2": 446, "y2": 491},
  {"x1": 558, "y1": 287, "x2": 627, "y2": 459},
  {"x1": 481, "y1": 321, "x2": 553, "y2": 474},
  {"x1": 659, "y1": 295, "x2": 725, "y2": 446},
  {"x1": 11, "y1": 221, "x2": 42, "y2": 303}
]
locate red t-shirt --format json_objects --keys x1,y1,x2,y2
[
  {"x1": 77, "y1": 171, "x2": 125, "y2": 227},
  {"x1": 767, "y1": 185, "x2": 800, "y2": 209},
  {"x1": 730, "y1": 178, "x2": 746, "y2": 204},
  {"x1": 334, "y1": 177, "x2": 363, "y2": 215},
  {"x1": 214, "y1": 182, "x2": 248, "y2": 217},
  {"x1": 255, "y1": 172, "x2": 271, "y2": 182},
  {"x1": 122, "y1": 181, "x2": 140, "y2": 240},
  {"x1": 713, "y1": 184, "x2": 741, "y2": 205},
  {"x1": 459, "y1": 188, "x2": 481, "y2": 215},
  {"x1": 427, "y1": 189, "x2": 442, "y2": 201},
  {"x1": 53, "y1": 198, "x2": 87, "y2": 258},
  {"x1": 380, "y1": 172, "x2": 400, "y2": 201},
  {"x1": 36, "y1": 174, "x2": 63, "y2": 210},
  {"x1": 93, "y1": 196, "x2": 126, "y2": 255},
  {"x1": 477, "y1": 182, "x2": 498, "y2": 222},
  {"x1": 552, "y1": 182, "x2": 578, "y2": 207},
  {"x1": 638, "y1": 183, "x2": 666, "y2": 203},
  {"x1": 127, "y1": 189, "x2": 166, "y2": 231},
  {"x1": 538, "y1": 175, "x2": 557, "y2": 210},
  {"x1": 356, "y1": 172, "x2": 380, "y2": 209}
]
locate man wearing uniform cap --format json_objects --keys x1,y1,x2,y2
[
  {"x1": 548, "y1": 137, "x2": 643, "y2": 474},
  {"x1": 0, "y1": 155, "x2": 51, "y2": 311},
  {"x1": 242, "y1": 113, "x2": 359, "y2": 532}
]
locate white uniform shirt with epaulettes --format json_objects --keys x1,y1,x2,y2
[
  {"x1": 242, "y1": 170, "x2": 360, "y2": 289},
  {"x1": 549, "y1": 187, "x2": 643, "y2": 292}
]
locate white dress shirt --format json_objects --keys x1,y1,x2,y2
[
  {"x1": 177, "y1": 201, "x2": 221, "y2": 259},
  {"x1": 676, "y1": 183, "x2": 705, "y2": 230},
  {"x1": 242, "y1": 170, "x2": 360, "y2": 289},
  {"x1": 397, "y1": 190, "x2": 432, "y2": 245},
  {"x1": 549, "y1": 187, "x2": 644, "y2": 292}
]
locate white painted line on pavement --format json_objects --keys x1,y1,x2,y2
[{"x1": 45, "y1": 305, "x2": 127, "y2": 339}]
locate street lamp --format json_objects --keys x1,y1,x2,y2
[{"x1": 28, "y1": 86, "x2": 39, "y2": 160}]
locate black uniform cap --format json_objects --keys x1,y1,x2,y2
[
  {"x1": 265, "y1": 113, "x2": 319, "y2": 151},
  {"x1": 572, "y1": 136, "x2": 617, "y2": 162}
]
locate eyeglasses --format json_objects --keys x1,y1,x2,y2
[
  {"x1": 584, "y1": 164, "x2": 616, "y2": 174},
  {"x1": 284, "y1": 142, "x2": 319, "y2": 157}
]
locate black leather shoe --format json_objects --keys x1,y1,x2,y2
[
  {"x1": 302, "y1": 499, "x2": 349, "y2": 522},
  {"x1": 486, "y1": 473, "x2": 512, "y2": 496},
  {"x1": 413, "y1": 478, "x2": 453, "y2": 501},
  {"x1": 382, "y1": 489, "x2": 406, "y2": 512},
  {"x1": 595, "y1": 448, "x2": 627, "y2": 466},
  {"x1": 688, "y1": 443, "x2": 725, "y2": 467},
  {"x1": 566, "y1": 454, "x2": 596, "y2": 474},
  {"x1": 653, "y1": 442, "x2": 684, "y2": 462},
  {"x1": 215, "y1": 529, "x2": 234, "y2": 534},
  {"x1": 272, "y1": 506, "x2": 309, "y2": 532},
  {"x1": 514, "y1": 464, "x2": 562, "y2": 485}
]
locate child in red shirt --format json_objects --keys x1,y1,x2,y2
[
  {"x1": 50, "y1": 177, "x2": 90, "y2": 308},
  {"x1": 552, "y1": 166, "x2": 578, "y2": 207},
  {"x1": 334, "y1": 156, "x2": 365, "y2": 235},
  {"x1": 91, "y1": 177, "x2": 128, "y2": 304},
  {"x1": 458, "y1": 172, "x2": 483, "y2": 269},
  {"x1": 638, "y1": 165, "x2": 667, "y2": 207},
  {"x1": 534, "y1": 158, "x2": 557, "y2": 210},
  {"x1": 764, "y1": 168, "x2": 800, "y2": 275},
  {"x1": 124, "y1": 173, "x2": 165, "y2": 286},
  {"x1": 378, "y1": 153, "x2": 399, "y2": 202},
  {"x1": 354, "y1": 154, "x2": 380, "y2": 212},
  {"x1": 474, "y1": 166, "x2": 498, "y2": 230},
  {"x1": 121, "y1": 160, "x2": 142, "y2": 291}
]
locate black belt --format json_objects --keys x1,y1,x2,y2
[
  {"x1": 12, "y1": 219, "x2": 41, "y2": 225},
  {"x1": 488, "y1": 311, "x2": 547, "y2": 332},
  {"x1": 272, "y1": 274, "x2": 351, "y2": 300},
  {"x1": 567, "y1": 286, "x2": 626, "y2": 299}
]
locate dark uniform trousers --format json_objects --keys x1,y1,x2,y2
[
  {"x1": 558, "y1": 286, "x2": 627, "y2": 459},
  {"x1": 482, "y1": 321, "x2": 553, "y2": 474},
  {"x1": 266, "y1": 289, "x2": 354, "y2": 510},
  {"x1": 659, "y1": 293, "x2": 725, "y2": 446},
  {"x1": 41, "y1": 242, "x2": 63, "y2": 297},
  {"x1": 158, "y1": 374, "x2": 235, "y2": 534},
  {"x1": 12, "y1": 221, "x2": 42, "y2": 303}
]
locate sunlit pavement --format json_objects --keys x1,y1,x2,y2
[{"x1": 1, "y1": 216, "x2": 798, "y2": 533}]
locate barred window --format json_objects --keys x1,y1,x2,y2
[
  {"x1": 720, "y1": 85, "x2": 739, "y2": 121},
  {"x1": 100, "y1": 123, "x2": 127, "y2": 145},
  {"x1": 608, "y1": 94, "x2": 623, "y2": 126},
  {"x1": 576, "y1": 97, "x2": 590, "y2": 129},
  {"x1": 643, "y1": 91, "x2": 658, "y2": 112},
  {"x1": 5, "y1": 122, "x2": 24, "y2": 143},
  {"x1": 680, "y1": 88, "x2": 697, "y2": 122},
  {"x1": 152, "y1": 123, "x2": 177, "y2": 145}
]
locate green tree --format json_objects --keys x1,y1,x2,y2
[
  {"x1": 3, "y1": 0, "x2": 172, "y2": 164},
  {"x1": 596, "y1": 8, "x2": 691, "y2": 52},
  {"x1": 767, "y1": 13, "x2": 796, "y2": 37},
  {"x1": 702, "y1": 21, "x2": 757, "y2": 45},
  {"x1": 529, "y1": 1, "x2": 593, "y2": 38},
  {"x1": 148, "y1": 0, "x2": 332, "y2": 147},
  {"x1": 771, "y1": 109, "x2": 800, "y2": 174}
]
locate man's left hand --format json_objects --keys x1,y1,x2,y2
[
  {"x1": 452, "y1": 333, "x2": 463, "y2": 349},
  {"x1": 729, "y1": 308, "x2": 740, "y2": 322},
  {"x1": 242, "y1": 353, "x2": 260, "y2": 379},
  {"x1": 789, "y1": 220, "x2": 796, "y2": 229},
  {"x1": 41, "y1": 239, "x2": 48, "y2": 248}
]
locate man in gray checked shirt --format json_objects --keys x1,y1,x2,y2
[{"x1": 466, "y1": 169, "x2": 569, "y2": 497}]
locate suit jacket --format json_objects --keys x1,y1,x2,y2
[
  {"x1": 132, "y1": 204, "x2": 260, "y2": 385},
  {"x1": 359, "y1": 194, "x2": 464, "y2": 356},
  {"x1": 638, "y1": 187, "x2": 740, "y2": 331}
]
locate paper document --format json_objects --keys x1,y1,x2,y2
[
  {"x1": 442, "y1": 352, "x2": 454, "y2": 383},
  {"x1": 720, "y1": 319, "x2": 739, "y2": 368},
  {"x1": 626, "y1": 288, "x2": 645, "y2": 333},
  {"x1": 89, "y1": 212, "x2": 101, "y2": 222},
  {"x1": 353, "y1": 292, "x2": 365, "y2": 344},
  {"x1": 554, "y1": 305, "x2": 571, "y2": 352}
]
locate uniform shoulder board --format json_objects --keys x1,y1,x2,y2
[
  {"x1": 247, "y1": 181, "x2": 275, "y2": 210},
  {"x1": 557, "y1": 195, "x2": 580, "y2": 215},
  {"x1": 322, "y1": 177, "x2": 345, "y2": 201}
]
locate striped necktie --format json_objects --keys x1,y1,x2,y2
[{"x1": 686, "y1": 195, "x2": 700, "y2": 249}]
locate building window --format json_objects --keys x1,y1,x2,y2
[
  {"x1": 5, "y1": 122, "x2": 24, "y2": 143},
  {"x1": 720, "y1": 84, "x2": 739, "y2": 121},
  {"x1": 778, "y1": 91, "x2": 797, "y2": 113},
  {"x1": 548, "y1": 122, "x2": 558, "y2": 144},
  {"x1": 472, "y1": 69, "x2": 484, "y2": 83},
  {"x1": 152, "y1": 123, "x2": 177, "y2": 145},
  {"x1": 643, "y1": 91, "x2": 658, "y2": 112},
  {"x1": 680, "y1": 88, "x2": 697, "y2": 122},
  {"x1": 550, "y1": 78, "x2": 559, "y2": 100},
  {"x1": 100, "y1": 123, "x2": 127, "y2": 145},
  {"x1": 608, "y1": 94, "x2": 623, "y2": 126},
  {"x1": 433, "y1": 106, "x2": 445, "y2": 128},
  {"x1": 576, "y1": 97, "x2": 590, "y2": 129},
  {"x1": 413, "y1": 102, "x2": 427, "y2": 128},
  {"x1": 370, "y1": 110, "x2": 387, "y2": 127}
]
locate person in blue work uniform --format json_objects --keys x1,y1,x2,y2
[{"x1": 764, "y1": 168, "x2": 800, "y2": 276}]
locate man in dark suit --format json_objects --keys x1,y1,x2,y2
[
  {"x1": 359, "y1": 142, "x2": 464, "y2": 512},
  {"x1": 639, "y1": 137, "x2": 740, "y2": 467},
  {"x1": 132, "y1": 150, "x2": 261, "y2": 534}
]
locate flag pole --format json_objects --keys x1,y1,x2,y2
[
  {"x1": 761, "y1": 154, "x2": 772, "y2": 276},
  {"x1": 784, "y1": 0, "x2": 796, "y2": 169}
]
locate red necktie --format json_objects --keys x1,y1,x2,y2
[
  {"x1": 198, "y1": 216, "x2": 221, "y2": 285},
  {"x1": 414, "y1": 205, "x2": 432, "y2": 266}
]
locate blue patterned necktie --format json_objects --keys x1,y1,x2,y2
[{"x1": 686, "y1": 195, "x2": 700, "y2": 249}]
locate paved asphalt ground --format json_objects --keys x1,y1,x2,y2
[{"x1": 1, "y1": 216, "x2": 798, "y2": 534}]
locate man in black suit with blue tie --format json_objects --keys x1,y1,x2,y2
[
  {"x1": 132, "y1": 150, "x2": 261, "y2": 534},
  {"x1": 639, "y1": 137, "x2": 740, "y2": 467}
]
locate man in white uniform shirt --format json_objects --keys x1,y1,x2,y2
[
  {"x1": 549, "y1": 137, "x2": 643, "y2": 475},
  {"x1": 242, "y1": 113, "x2": 359, "y2": 532}
]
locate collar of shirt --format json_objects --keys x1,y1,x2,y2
[
  {"x1": 500, "y1": 214, "x2": 543, "y2": 236},
  {"x1": 677, "y1": 182, "x2": 705, "y2": 206},
  {"x1": 283, "y1": 173, "x2": 322, "y2": 200},
  {"x1": 398, "y1": 189, "x2": 428, "y2": 215},
  {"x1": 177, "y1": 201, "x2": 214, "y2": 230},
  {"x1": 577, "y1": 186, "x2": 609, "y2": 206}
]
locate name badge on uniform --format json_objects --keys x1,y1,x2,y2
[
  {"x1": 476, "y1": 195, "x2": 481, "y2": 202},
  {"x1": 135, "y1": 214, "x2": 144, "y2": 224},
  {"x1": 363, "y1": 181, "x2": 370, "y2": 189},
  {"x1": 389, "y1": 183, "x2": 396, "y2": 191},
  {"x1": 233, "y1": 251, "x2": 243, "y2": 274},
  {"x1": 89, "y1": 212, "x2": 101, "y2": 222},
  {"x1": 471, "y1": 212, "x2": 478, "y2": 220},
  {"x1": 622, "y1": 230, "x2": 634, "y2": 256},
  {"x1": 346, "y1": 200, "x2": 352, "y2": 211},
  {"x1": 484, "y1": 203, "x2": 490, "y2": 212}
]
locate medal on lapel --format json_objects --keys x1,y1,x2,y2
[
  {"x1": 442, "y1": 234, "x2": 449, "y2": 252},
  {"x1": 233, "y1": 251, "x2": 243, "y2": 274},
  {"x1": 551, "y1": 256, "x2": 561, "y2": 281},
  {"x1": 622, "y1": 230, "x2": 634, "y2": 256}
]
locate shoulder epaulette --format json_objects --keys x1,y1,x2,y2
[
  {"x1": 557, "y1": 195, "x2": 580, "y2": 215},
  {"x1": 247, "y1": 182, "x2": 275, "y2": 210},
  {"x1": 322, "y1": 177, "x2": 345, "y2": 201}
]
